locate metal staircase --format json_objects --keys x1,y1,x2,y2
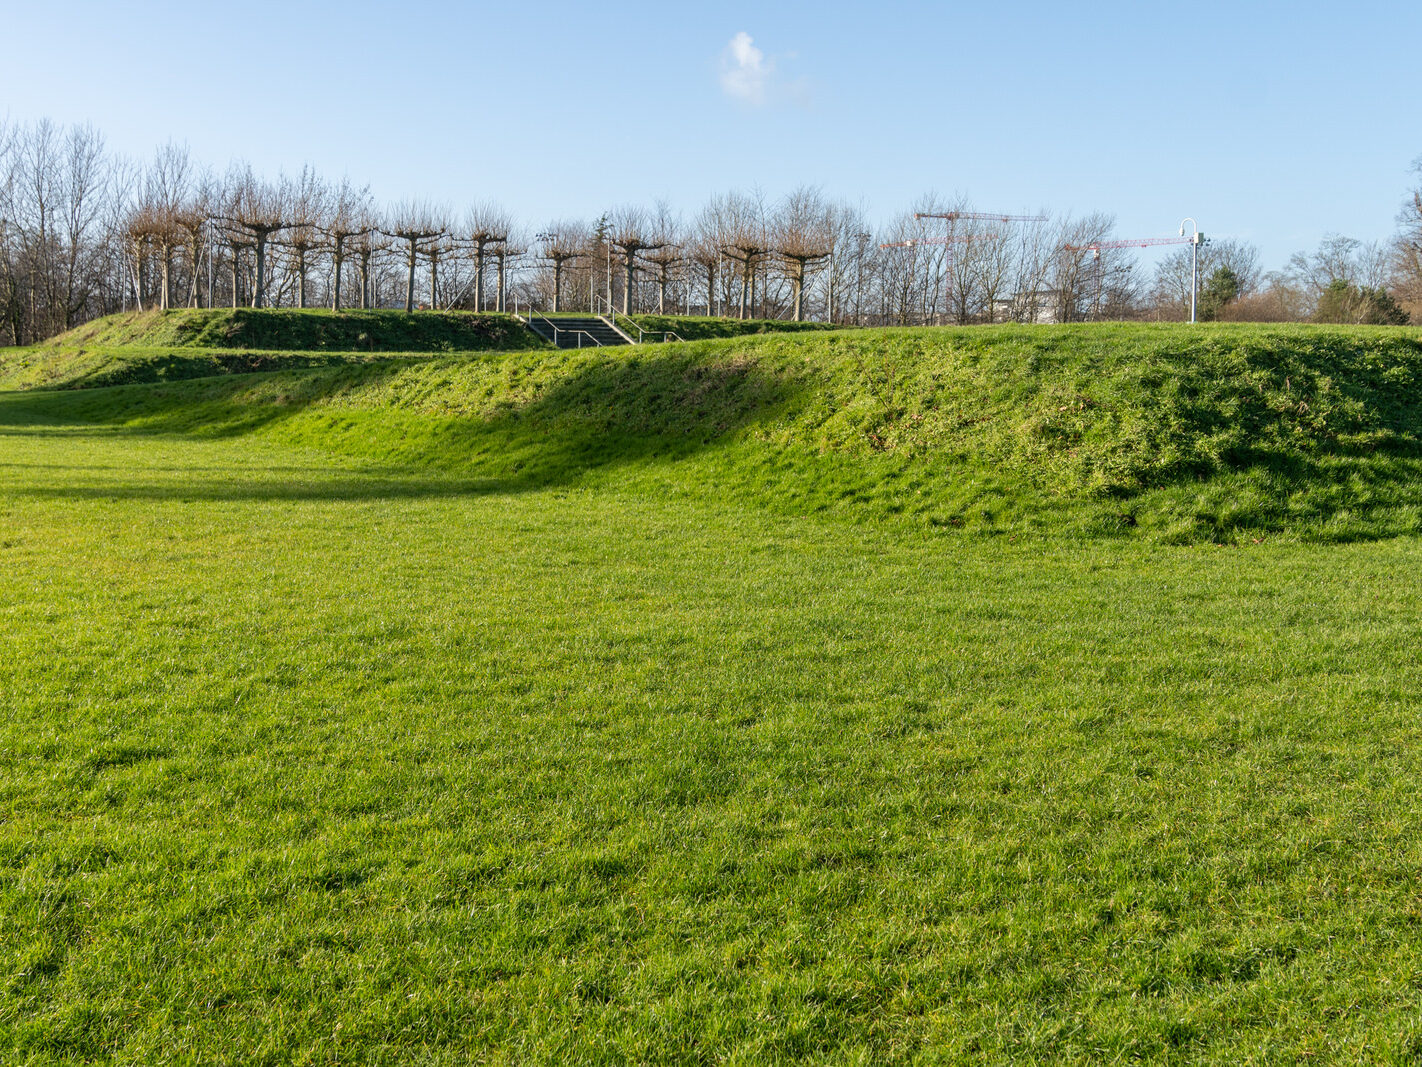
[
  {"x1": 518, "y1": 304, "x2": 684, "y2": 349},
  {"x1": 521, "y1": 313, "x2": 631, "y2": 348}
]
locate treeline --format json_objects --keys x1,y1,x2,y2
[{"x1": 2, "y1": 118, "x2": 1418, "y2": 345}]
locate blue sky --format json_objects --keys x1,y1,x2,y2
[{"x1": 4, "y1": 0, "x2": 1418, "y2": 270}]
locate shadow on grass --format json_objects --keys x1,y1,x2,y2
[{"x1": 0, "y1": 350, "x2": 801, "y2": 503}]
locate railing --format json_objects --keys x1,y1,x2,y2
[
  {"x1": 592, "y1": 296, "x2": 685, "y2": 344},
  {"x1": 525, "y1": 311, "x2": 604, "y2": 348}
]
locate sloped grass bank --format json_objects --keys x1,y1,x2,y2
[
  {"x1": 629, "y1": 314, "x2": 846, "y2": 340},
  {"x1": 0, "y1": 344, "x2": 434, "y2": 392},
  {"x1": 11, "y1": 322, "x2": 1422, "y2": 543},
  {"x1": 21, "y1": 307, "x2": 547, "y2": 354}
]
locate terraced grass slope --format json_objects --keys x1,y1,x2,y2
[
  {"x1": 0, "y1": 308, "x2": 549, "y2": 391},
  {"x1": 52, "y1": 307, "x2": 543, "y2": 351},
  {"x1": 628, "y1": 314, "x2": 846, "y2": 340},
  {"x1": 10, "y1": 321, "x2": 1422, "y2": 543}
]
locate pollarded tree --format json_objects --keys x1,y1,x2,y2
[
  {"x1": 493, "y1": 238, "x2": 525, "y2": 312},
  {"x1": 381, "y1": 201, "x2": 447, "y2": 313},
  {"x1": 124, "y1": 204, "x2": 162, "y2": 312},
  {"x1": 774, "y1": 187, "x2": 833, "y2": 322},
  {"x1": 216, "y1": 167, "x2": 291, "y2": 308},
  {"x1": 426, "y1": 236, "x2": 462, "y2": 309},
  {"x1": 720, "y1": 192, "x2": 771, "y2": 320},
  {"x1": 538, "y1": 222, "x2": 584, "y2": 312},
  {"x1": 171, "y1": 177, "x2": 215, "y2": 308},
  {"x1": 641, "y1": 201, "x2": 683, "y2": 315},
  {"x1": 323, "y1": 179, "x2": 372, "y2": 311},
  {"x1": 691, "y1": 196, "x2": 731, "y2": 316},
  {"x1": 466, "y1": 203, "x2": 511, "y2": 313},
  {"x1": 609, "y1": 207, "x2": 665, "y2": 315},
  {"x1": 278, "y1": 166, "x2": 329, "y2": 309}
]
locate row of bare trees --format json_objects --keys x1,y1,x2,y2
[{"x1": 4, "y1": 118, "x2": 1419, "y2": 345}]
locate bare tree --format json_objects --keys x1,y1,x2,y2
[
  {"x1": 216, "y1": 167, "x2": 292, "y2": 308},
  {"x1": 774, "y1": 187, "x2": 833, "y2": 321},
  {"x1": 691, "y1": 195, "x2": 731, "y2": 317},
  {"x1": 609, "y1": 206, "x2": 664, "y2": 315},
  {"x1": 1153, "y1": 237, "x2": 1261, "y2": 319},
  {"x1": 382, "y1": 201, "x2": 447, "y2": 312},
  {"x1": 1394, "y1": 159, "x2": 1422, "y2": 316},
  {"x1": 323, "y1": 178, "x2": 371, "y2": 311},
  {"x1": 640, "y1": 202, "x2": 682, "y2": 315},
  {"x1": 1284, "y1": 234, "x2": 1391, "y2": 317},
  {"x1": 720, "y1": 191, "x2": 770, "y2": 320},
  {"x1": 466, "y1": 203, "x2": 510, "y2": 313},
  {"x1": 278, "y1": 166, "x2": 329, "y2": 309},
  {"x1": 538, "y1": 221, "x2": 584, "y2": 312},
  {"x1": 349, "y1": 225, "x2": 386, "y2": 310},
  {"x1": 172, "y1": 175, "x2": 215, "y2": 309}
]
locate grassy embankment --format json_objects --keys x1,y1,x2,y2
[
  {"x1": 0, "y1": 308, "x2": 546, "y2": 391},
  {"x1": 3, "y1": 316, "x2": 1422, "y2": 1060},
  {"x1": 11, "y1": 317, "x2": 1422, "y2": 543},
  {"x1": 628, "y1": 314, "x2": 846, "y2": 340}
]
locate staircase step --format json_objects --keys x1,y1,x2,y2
[{"x1": 525, "y1": 315, "x2": 634, "y2": 348}]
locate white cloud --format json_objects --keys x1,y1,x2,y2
[{"x1": 720, "y1": 32, "x2": 774, "y2": 105}]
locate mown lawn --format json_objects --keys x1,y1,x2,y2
[{"x1": 3, "y1": 391, "x2": 1422, "y2": 1062}]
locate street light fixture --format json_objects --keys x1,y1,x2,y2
[{"x1": 1179, "y1": 218, "x2": 1204, "y2": 323}]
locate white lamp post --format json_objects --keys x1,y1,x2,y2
[{"x1": 1179, "y1": 218, "x2": 1203, "y2": 323}]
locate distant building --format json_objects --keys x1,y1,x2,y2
[{"x1": 992, "y1": 290, "x2": 1063, "y2": 324}]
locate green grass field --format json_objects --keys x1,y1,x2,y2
[{"x1": 4, "y1": 315, "x2": 1422, "y2": 1061}]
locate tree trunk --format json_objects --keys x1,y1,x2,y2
[
  {"x1": 790, "y1": 260, "x2": 804, "y2": 321},
  {"x1": 332, "y1": 247, "x2": 344, "y2": 310},
  {"x1": 430, "y1": 251, "x2": 438, "y2": 310},
  {"x1": 552, "y1": 261, "x2": 562, "y2": 312},
  {"x1": 297, "y1": 248, "x2": 308, "y2": 309},
  {"x1": 188, "y1": 237, "x2": 201, "y2": 308},
  {"x1": 405, "y1": 242, "x2": 416, "y2": 312},
  {"x1": 230, "y1": 247, "x2": 240, "y2": 309},
  {"x1": 622, "y1": 254, "x2": 635, "y2": 316},
  {"x1": 253, "y1": 233, "x2": 268, "y2": 308},
  {"x1": 160, "y1": 247, "x2": 172, "y2": 310},
  {"x1": 496, "y1": 255, "x2": 506, "y2": 312},
  {"x1": 657, "y1": 275, "x2": 666, "y2": 314},
  {"x1": 473, "y1": 246, "x2": 485, "y2": 311}
]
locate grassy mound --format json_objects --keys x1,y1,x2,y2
[
  {"x1": 10, "y1": 321, "x2": 1422, "y2": 543},
  {"x1": 0, "y1": 344, "x2": 429, "y2": 392},
  {"x1": 31, "y1": 307, "x2": 545, "y2": 353},
  {"x1": 0, "y1": 308, "x2": 550, "y2": 391},
  {"x1": 629, "y1": 314, "x2": 846, "y2": 340}
]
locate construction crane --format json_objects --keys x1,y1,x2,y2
[
  {"x1": 1062, "y1": 233, "x2": 1204, "y2": 256},
  {"x1": 879, "y1": 234, "x2": 997, "y2": 249},
  {"x1": 1063, "y1": 226, "x2": 1208, "y2": 321},
  {"x1": 914, "y1": 211, "x2": 1048, "y2": 223}
]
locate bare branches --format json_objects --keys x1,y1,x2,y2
[{"x1": 382, "y1": 200, "x2": 449, "y2": 312}]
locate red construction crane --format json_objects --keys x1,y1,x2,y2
[
  {"x1": 1062, "y1": 233, "x2": 1204, "y2": 257},
  {"x1": 880, "y1": 234, "x2": 997, "y2": 249},
  {"x1": 915, "y1": 211, "x2": 1047, "y2": 223}
]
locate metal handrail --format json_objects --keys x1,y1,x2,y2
[
  {"x1": 527, "y1": 311, "x2": 604, "y2": 348},
  {"x1": 593, "y1": 296, "x2": 642, "y2": 343},
  {"x1": 591, "y1": 296, "x2": 685, "y2": 344}
]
